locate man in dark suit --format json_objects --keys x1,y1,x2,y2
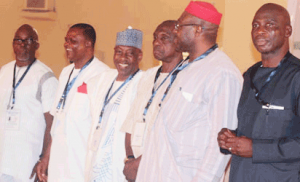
[{"x1": 218, "y1": 3, "x2": 300, "y2": 182}]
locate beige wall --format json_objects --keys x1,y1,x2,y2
[{"x1": 0, "y1": 0, "x2": 287, "y2": 77}]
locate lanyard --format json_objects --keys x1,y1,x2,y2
[
  {"x1": 10, "y1": 59, "x2": 36, "y2": 109},
  {"x1": 249, "y1": 52, "x2": 291, "y2": 106},
  {"x1": 142, "y1": 59, "x2": 184, "y2": 122},
  {"x1": 151, "y1": 60, "x2": 184, "y2": 94},
  {"x1": 56, "y1": 57, "x2": 93, "y2": 110},
  {"x1": 161, "y1": 44, "x2": 218, "y2": 103},
  {"x1": 142, "y1": 44, "x2": 218, "y2": 122},
  {"x1": 98, "y1": 69, "x2": 140, "y2": 125}
]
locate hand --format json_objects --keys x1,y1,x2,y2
[
  {"x1": 217, "y1": 128, "x2": 236, "y2": 150},
  {"x1": 226, "y1": 136, "x2": 253, "y2": 158},
  {"x1": 36, "y1": 157, "x2": 49, "y2": 182},
  {"x1": 30, "y1": 161, "x2": 40, "y2": 182},
  {"x1": 123, "y1": 156, "x2": 141, "y2": 182}
]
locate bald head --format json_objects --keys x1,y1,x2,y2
[
  {"x1": 153, "y1": 20, "x2": 182, "y2": 63},
  {"x1": 156, "y1": 20, "x2": 177, "y2": 32},
  {"x1": 15, "y1": 24, "x2": 39, "y2": 42},
  {"x1": 252, "y1": 3, "x2": 292, "y2": 61},
  {"x1": 13, "y1": 24, "x2": 39, "y2": 66},
  {"x1": 255, "y1": 3, "x2": 291, "y2": 26}
]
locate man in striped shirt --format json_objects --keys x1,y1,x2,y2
[{"x1": 136, "y1": 1, "x2": 242, "y2": 181}]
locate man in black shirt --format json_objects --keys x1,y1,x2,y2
[{"x1": 218, "y1": 3, "x2": 300, "y2": 182}]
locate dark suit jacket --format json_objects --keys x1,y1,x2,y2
[{"x1": 230, "y1": 53, "x2": 300, "y2": 182}]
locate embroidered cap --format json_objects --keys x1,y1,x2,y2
[
  {"x1": 115, "y1": 26, "x2": 143, "y2": 50},
  {"x1": 185, "y1": 1, "x2": 222, "y2": 25}
]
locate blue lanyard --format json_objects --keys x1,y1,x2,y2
[
  {"x1": 160, "y1": 44, "x2": 218, "y2": 104},
  {"x1": 250, "y1": 52, "x2": 291, "y2": 106},
  {"x1": 98, "y1": 69, "x2": 140, "y2": 126},
  {"x1": 142, "y1": 44, "x2": 218, "y2": 122},
  {"x1": 10, "y1": 59, "x2": 36, "y2": 109},
  {"x1": 142, "y1": 59, "x2": 184, "y2": 122},
  {"x1": 56, "y1": 57, "x2": 93, "y2": 110}
]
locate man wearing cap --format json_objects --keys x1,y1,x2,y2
[
  {"x1": 120, "y1": 20, "x2": 183, "y2": 182},
  {"x1": 36, "y1": 23, "x2": 109, "y2": 182},
  {"x1": 136, "y1": 1, "x2": 242, "y2": 182},
  {"x1": 84, "y1": 27, "x2": 143, "y2": 182},
  {"x1": 218, "y1": 3, "x2": 300, "y2": 182},
  {"x1": 0, "y1": 24, "x2": 58, "y2": 182}
]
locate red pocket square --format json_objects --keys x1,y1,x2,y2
[{"x1": 77, "y1": 82, "x2": 87, "y2": 94}]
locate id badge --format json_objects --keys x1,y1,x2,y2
[
  {"x1": 90, "y1": 125, "x2": 102, "y2": 151},
  {"x1": 5, "y1": 109, "x2": 21, "y2": 130},
  {"x1": 131, "y1": 122, "x2": 147, "y2": 147},
  {"x1": 51, "y1": 112, "x2": 66, "y2": 136}
]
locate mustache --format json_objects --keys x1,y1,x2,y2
[{"x1": 153, "y1": 46, "x2": 162, "y2": 52}]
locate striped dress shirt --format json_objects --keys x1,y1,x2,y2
[{"x1": 136, "y1": 49, "x2": 243, "y2": 182}]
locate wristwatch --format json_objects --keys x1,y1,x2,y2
[{"x1": 124, "y1": 155, "x2": 135, "y2": 163}]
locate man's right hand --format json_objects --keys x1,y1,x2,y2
[
  {"x1": 217, "y1": 128, "x2": 236, "y2": 150},
  {"x1": 123, "y1": 156, "x2": 141, "y2": 182},
  {"x1": 36, "y1": 157, "x2": 49, "y2": 182}
]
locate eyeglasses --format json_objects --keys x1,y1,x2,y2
[
  {"x1": 175, "y1": 23, "x2": 201, "y2": 30},
  {"x1": 13, "y1": 38, "x2": 36, "y2": 45}
]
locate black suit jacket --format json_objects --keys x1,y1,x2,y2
[{"x1": 230, "y1": 53, "x2": 300, "y2": 182}]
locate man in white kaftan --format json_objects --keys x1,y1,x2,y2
[
  {"x1": 48, "y1": 56, "x2": 108, "y2": 181},
  {"x1": 37, "y1": 23, "x2": 109, "y2": 182},
  {"x1": 121, "y1": 66, "x2": 164, "y2": 157},
  {"x1": 85, "y1": 27, "x2": 143, "y2": 182},
  {"x1": 136, "y1": 2, "x2": 243, "y2": 182},
  {"x1": 120, "y1": 20, "x2": 183, "y2": 182},
  {"x1": 0, "y1": 24, "x2": 58, "y2": 182}
]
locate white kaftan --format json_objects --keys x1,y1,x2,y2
[
  {"x1": 85, "y1": 69, "x2": 142, "y2": 182},
  {"x1": 48, "y1": 57, "x2": 109, "y2": 182},
  {"x1": 120, "y1": 66, "x2": 170, "y2": 157},
  {"x1": 0, "y1": 60, "x2": 58, "y2": 182}
]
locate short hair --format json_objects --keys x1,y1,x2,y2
[
  {"x1": 199, "y1": 19, "x2": 219, "y2": 44},
  {"x1": 158, "y1": 20, "x2": 177, "y2": 30},
  {"x1": 70, "y1": 23, "x2": 96, "y2": 48}
]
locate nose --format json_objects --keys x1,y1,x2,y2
[
  {"x1": 153, "y1": 38, "x2": 160, "y2": 46},
  {"x1": 119, "y1": 53, "x2": 128, "y2": 62},
  {"x1": 255, "y1": 25, "x2": 266, "y2": 35},
  {"x1": 20, "y1": 41, "x2": 26, "y2": 47},
  {"x1": 64, "y1": 41, "x2": 69, "y2": 48}
]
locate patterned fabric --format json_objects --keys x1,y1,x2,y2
[
  {"x1": 115, "y1": 27, "x2": 143, "y2": 50},
  {"x1": 91, "y1": 82, "x2": 128, "y2": 182},
  {"x1": 85, "y1": 70, "x2": 143, "y2": 182}
]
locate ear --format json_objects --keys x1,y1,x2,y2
[
  {"x1": 34, "y1": 42, "x2": 40, "y2": 50},
  {"x1": 137, "y1": 50, "x2": 143, "y2": 63},
  {"x1": 285, "y1": 25, "x2": 292, "y2": 38},
  {"x1": 85, "y1": 40, "x2": 92, "y2": 48},
  {"x1": 195, "y1": 26, "x2": 203, "y2": 35}
]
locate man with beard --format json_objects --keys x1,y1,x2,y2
[
  {"x1": 120, "y1": 20, "x2": 183, "y2": 182},
  {"x1": 0, "y1": 24, "x2": 58, "y2": 182},
  {"x1": 218, "y1": 3, "x2": 300, "y2": 182},
  {"x1": 36, "y1": 23, "x2": 109, "y2": 182},
  {"x1": 84, "y1": 27, "x2": 143, "y2": 182},
  {"x1": 136, "y1": 1, "x2": 242, "y2": 181}
]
